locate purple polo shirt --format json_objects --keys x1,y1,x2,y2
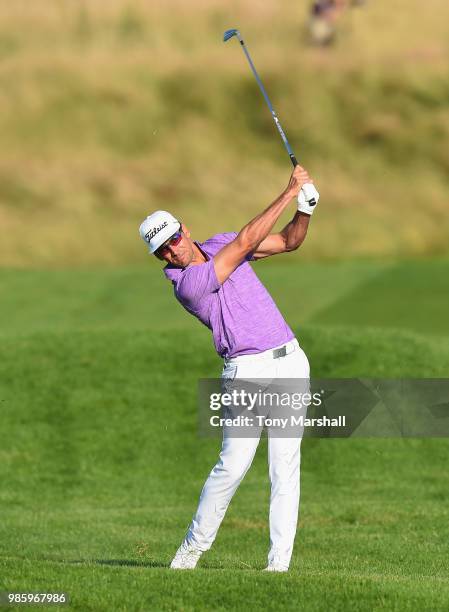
[{"x1": 164, "y1": 232, "x2": 294, "y2": 359}]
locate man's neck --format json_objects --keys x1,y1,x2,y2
[{"x1": 190, "y1": 241, "x2": 208, "y2": 265}]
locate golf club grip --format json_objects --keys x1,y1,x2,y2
[{"x1": 290, "y1": 155, "x2": 298, "y2": 167}]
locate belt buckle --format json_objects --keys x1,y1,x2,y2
[{"x1": 272, "y1": 346, "x2": 287, "y2": 359}]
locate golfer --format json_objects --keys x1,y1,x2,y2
[{"x1": 139, "y1": 164, "x2": 319, "y2": 572}]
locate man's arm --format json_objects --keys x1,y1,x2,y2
[
  {"x1": 213, "y1": 165, "x2": 311, "y2": 284},
  {"x1": 251, "y1": 211, "x2": 311, "y2": 260}
]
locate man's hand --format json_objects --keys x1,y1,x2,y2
[
  {"x1": 285, "y1": 165, "x2": 313, "y2": 198},
  {"x1": 287, "y1": 165, "x2": 320, "y2": 216},
  {"x1": 214, "y1": 164, "x2": 317, "y2": 283},
  {"x1": 297, "y1": 183, "x2": 320, "y2": 215},
  {"x1": 251, "y1": 164, "x2": 319, "y2": 259}
]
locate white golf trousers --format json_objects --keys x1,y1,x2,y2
[{"x1": 184, "y1": 337, "x2": 310, "y2": 569}]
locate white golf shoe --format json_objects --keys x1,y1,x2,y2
[
  {"x1": 263, "y1": 563, "x2": 289, "y2": 572},
  {"x1": 170, "y1": 541, "x2": 202, "y2": 570},
  {"x1": 263, "y1": 553, "x2": 289, "y2": 572}
]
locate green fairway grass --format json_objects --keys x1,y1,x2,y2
[
  {"x1": 1, "y1": 257, "x2": 449, "y2": 338},
  {"x1": 1, "y1": 258, "x2": 448, "y2": 610},
  {"x1": 1, "y1": 327, "x2": 448, "y2": 610},
  {"x1": 311, "y1": 258, "x2": 449, "y2": 336}
]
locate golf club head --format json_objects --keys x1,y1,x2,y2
[{"x1": 223, "y1": 28, "x2": 240, "y2": 42}]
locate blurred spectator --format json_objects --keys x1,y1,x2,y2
[
  {"x1": 308, "y1": 0, "x2": 344, "y2": 46},
  {"x1": 307, "y1": 0, "x2": 366, "y2": 46}
]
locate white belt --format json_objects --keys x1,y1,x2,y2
[{"x1": 225, "y1": 338, "x2": 298, "y2": 365}]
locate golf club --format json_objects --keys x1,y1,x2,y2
[{"x1": 223, "y1": 28, "x2": 317, "y2": 207}]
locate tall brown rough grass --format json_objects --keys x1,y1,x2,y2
[{"x1": 0, "y1": 0, "x2": 448, "y2": 266}]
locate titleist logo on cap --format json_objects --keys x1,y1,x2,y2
[{"x1": 145, "y1": 221, "x2": 168, "y2": 242}]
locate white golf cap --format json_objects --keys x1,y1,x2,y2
[{"x1": 139, "y1": 210, "x2": 181, "y2": 254}]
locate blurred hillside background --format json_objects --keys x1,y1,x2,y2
[{"x1": 0, "y1": 0, "x2": 448, "y2": 266}]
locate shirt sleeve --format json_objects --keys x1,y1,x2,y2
[
  {"x1": 175, "y1": 260, "x2": 220, "y2": 308},
  {"x1": 222, "y1": 232, "x2": 238, "y2": 242},
  {"x1": 212, "y1": 232, "x2": 255, "y2": 261}
]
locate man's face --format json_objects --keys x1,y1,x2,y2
[{"x1": 154, "y1": 224, "x2": 195, "y2": 268}]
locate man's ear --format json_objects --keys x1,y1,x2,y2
[{"x1": 181, "y1": 223, "x2": 190, "y2": 238}]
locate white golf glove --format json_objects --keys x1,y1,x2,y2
[{"x1": 297, "y1": 183, "x2": 320, "y2": 215}]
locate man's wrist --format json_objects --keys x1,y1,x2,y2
[{"x1": 282, "y1": 188, "x2": 296, "y2": 201}]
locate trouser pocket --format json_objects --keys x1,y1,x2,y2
[{"x1": 221, "y1": 362, "x2": 238, "y2": 394}]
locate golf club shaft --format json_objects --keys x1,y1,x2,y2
[
  {"x1": 237, "y1": 35, "x2": 298, "y2": 167},
  {"x1": 224, "y1": 29, "x2": 318, "y2": 207}
]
